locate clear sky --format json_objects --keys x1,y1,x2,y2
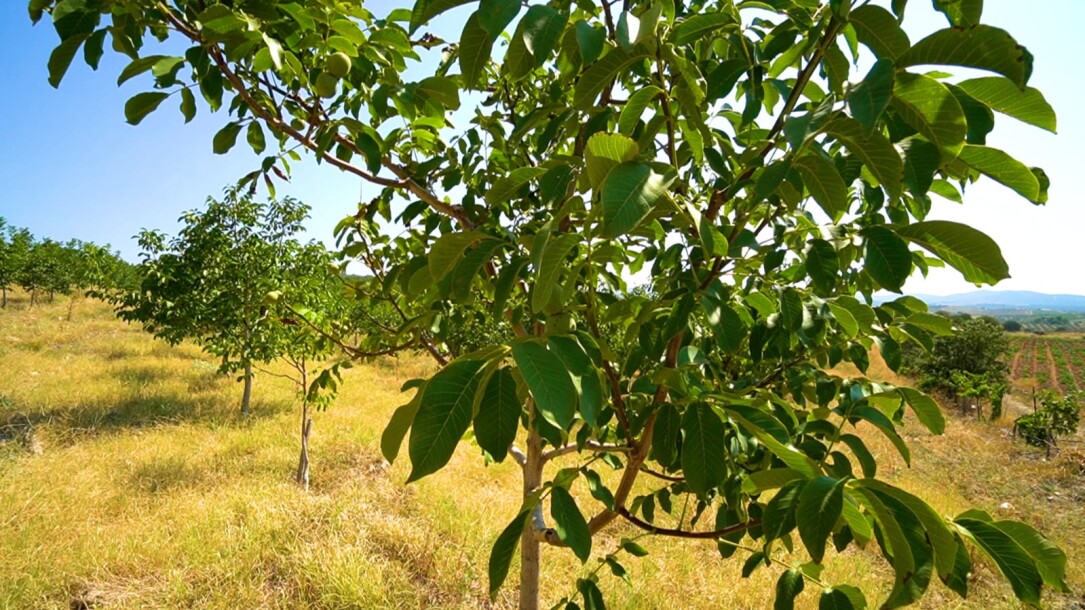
[{"x1": 1, "y1": 1, "x2": 1082, "y2": 296}]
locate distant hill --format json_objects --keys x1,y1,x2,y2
[{"x1": 897, "y1": 290, "x2": 1085, "y2": 312}]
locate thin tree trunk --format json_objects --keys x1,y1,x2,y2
[
  {"x1": 2, "y1": 286, "x2": 6, "y2": 308},
  {"x1": 296, "y1": 416, "x2": 312, "y2": 490},
  {"x1": 241, "y1": 362, "x2": 253, "y2": 416},
  {"x1": 518, "y1": 421, "x2": 543, "y2": 610},
  {"x1": 296, "y1": 361, "x2": 311, "y2": 491}
]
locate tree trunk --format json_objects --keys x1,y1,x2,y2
[
  {"x1": 518, "y1": 423, "x2": 543, "y2": 610},
  {"x1": 2, "y1": 286, "x2": 6, "y2": 308},
  {"x1": 66, "y1": 294, "x2": 78, "y2": 321},
  {"x1": 241, "y1": 362, "x2": 253, "y2": 416},
  {"x1": 296, "y1": 416, "x2": 312, "y2": 491}
]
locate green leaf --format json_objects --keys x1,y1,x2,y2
[
  {"x1": 849, "y1": 5, "x2": 911, "y2": 61},
  {"x1": 992, "y1": 520, "x2": 1068, "y2": 592},
  {"x1": 410, "y1": 0, "x2": 472, "y2": 32},
  {"x1": 823, "y1": 117, "x2": 903, "y2": 201},
  {"x1": 849, "y1": 59, "x2": 894, "y2": 134},
  {"x1": 578, "y1": 578, "x2": 606, "y2": 610},
  {"x1": 575, "y1": 20, "x2": 605, "y2": 64},
  {"x1": 117, "y1": 55, "x2": 171, "y2": 86},
  {"x1": 429, "y1": 231, "x2": 492, "y2": 283},
  {"x1": 857, "y1": 479, "x2": 957, "y2": 579},
  {"x1": 533, "y1": 233, "x2": 579, "y2": 314},
  {"x1": 474, "y1": 368, "x2": 521, "y2": 462},
  {"x1": 726, "y1": 409, "x2": 820, "y2": 477},
  {"x1": 459, "y1": 13, "x2": 494, "y2": 89},
  {"x1": 551, "y1": 486, "x2": 592, "y2": 562},
  {"x1": 585, "y1": 132, "x2": 640, "y2": 188},
  {"x1": 822, "y1": 585, "x2": 868, "y2": 609},
  {"x1": 896, "y1": 387, "x2": 946, "y2": 435},
  {"x1": 670, "y1": 13, "x2": 734, "y2": 46},
  {"x1": 681, "y1": 404, "x2": 727, "y2": 494},
  {"x1": 415, "y1": 76, "x2": 461, "y2": 111},
  {"x1": 741, "y1": 468, "x2": 804, "y2": 494},
  {"x1": 600, "y1": 162, "x2": 674, "y2": 239},
  {"x1": 380, "y1": 387, "x2": 423, "y2": 463},
  {"x1": 895, "y1": 220, "x2": 1008, "y2": 285},
  {"x1": 862, "y1": 226, "x2": 911, "y2": 292},
  {"x1": 548, "y1": 336, "x2": 602, "y2": 426},
  {"x1": 47, "y1": 34, "x2": 88, "y2": 88},
  {"x1": 763, "y1": 479, "x2": 804, "y2": 541},
  {"x1": 487, "y1": 167, "x2": 548, "y2": 205},
  {"x1": 955, "y1": 518, "x2": 1043, "y2": 605},
  {"x1": 900, "y1": 25, "x2": 1033, "y2": 87},
  {"x1": 511, "y1": 341, "x2": 577, "y2": 430},
  {"x1": 805, "y1": 239, "x2": 840, "y2": 294},
  {"x1": 945, "y1": 535, "x2": 972, "y2": 597},
  {"x1": 618, "y1": 86, "x2": 663, "y2": 136},
  {"x1": 933, "y1": 0, "x2": 983, "y2": 27},
  {"x1": 957, "y1": 77, "x2": 1056, "y2": 133},
  {"x1": 52, "y1": 2, "x2": 99, "y2": 39},
  {"x1": 900, "y1": 138, "x2": 940, "y2": 196},
  {"x1": 488, "y1": 510, "x2": 528, "y2": 599},
  {"x1": 407, "y1": 358, "x2": 487, "y2": 482},
  {"x1": 83, "y1": 28, "x2": 106, "y2": 70},
  {"x1": 29, "y1": 0, "x2": 50, "y2": 23},
  {"x1": 951, "y1": 84, "x2": 995, "y2": 145},
  {"x1": 797, "y1": 476, "x2": 845, "y2": 563},
  {"x1": 650, "y1": 403, "x2": 681, "y2": 467},
  {"x1": 841, "y1": 492, "x2": 874, "y2": 545},
  {"x1": 795, "y1": 154, "x2": 848, "y2": 222},
  {"x1": 179, "y1": 87, "x2": 197, "y2": 123},
  {"x1": 520, "y1": 5, "x2": 567, "y2": 66},
  {"x1": 892, "y1": 73, "x2": 967, "y2": 160},
  {"x1": 574, "y1": 47, "x2": 649, "y2": 109},
  {"x1": 778, "y1": 288, "x2": 804, "y2": 332},
  {"x1": 246, "y1": 121, "x2": 266, "y2": 154},
  {"x1": 212, "y1": 122, "x2": 242, "y2": 155},
  {"x1": 957, "y1": 144, "x2": 1042, "y2": 203},
  {"x1": 478, "y1": 0, "x2": 521, "y2": 38},
  {"x1": 124, "y1": 91, "x2": 169, "y2": 126},
  {"x1": 828, "y1": 303, "x2": 859, "y2": 338},
  {"x1": 850, "y1": 486, "x2": 915, "y2": 576},
  {"x1": 852, "y1": 406, "x2": 911, "y2": 465}
]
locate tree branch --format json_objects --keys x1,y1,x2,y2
[
  {"x1": 616, "y1": 506, "x2": 758, "y2": 540},
  {"x1": 156, "y1": 4, "x2": 470, "y2": 228},
  {"x1": 541, "y1": 441, "x2": 630, "y2": 463},
  {"x1": 509, "y1": 444, "x2": 528, "y2": 467}
]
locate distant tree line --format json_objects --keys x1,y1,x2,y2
[{"x1": 0, "y1": 216, "x2": 138, "y2": 309}]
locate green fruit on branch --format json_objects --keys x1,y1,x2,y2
[
  {"x1": 326, "y1": 52, "x2": 352, "y2": 78},
  {"x1": 314, "y1": 72, "x2": 338, "y2": 99}
]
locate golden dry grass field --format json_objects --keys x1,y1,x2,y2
[{"x1": 0, "y1": 294, "x2": 1081, "y2": 609}]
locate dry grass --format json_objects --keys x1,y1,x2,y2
[{"x1": 0, "y1": 295, "x2": 1081, "y2": 609}]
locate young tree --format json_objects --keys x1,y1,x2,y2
[
  {"x1": 18, "y1": 237, "x2": 71, "y2": 306},
  {"x1": 267, "y1": 244, "x2": 354, "y2": 489},
  {"x1": 902, "y1": 316, "x2": 1010, "y2": 400},
  {"x1": 35, "y1": 1, "x2": 1070, "y2": 608},
  {"x1": 0, "y1": 218, "x2": 10, "y2": 308},
  {"x1": 1015, "y1": 391, "x2": 1081, "y2": 457},
  {"x1": 115, "y1": 192, "x2": 325, "y2": 416}
]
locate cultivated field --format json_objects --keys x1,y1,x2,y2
[
  {"x1": 1009, "y1": 334, "x2": 1085, "y2": 395},
  {"x1": 1, "y1": 296, "x2": 1083, "y2": 609}
]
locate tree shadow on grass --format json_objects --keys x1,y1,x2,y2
[{"x1": 0, "y1": 388, "x2": 293, "y2": 450}]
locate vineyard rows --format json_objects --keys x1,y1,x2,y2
[{"x1": 1009, "y1": 335, "x2": 1085, "y2": 393}]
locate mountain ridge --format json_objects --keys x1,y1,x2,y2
[{"x1": 893, "y1": 290, "x2": 1085, "y2": 311}]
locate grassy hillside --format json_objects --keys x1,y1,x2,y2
[{"x1": 0, "y1": 295, "x2": 1081, "y2": 609}]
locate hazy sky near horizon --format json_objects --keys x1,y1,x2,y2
[{"x1": 1, "y1": 1, "x2": 1082, "y2": 296}]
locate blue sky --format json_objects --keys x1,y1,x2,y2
[{"x1": 1, "y1": 2, "x2": 1082, "y2": 295}]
